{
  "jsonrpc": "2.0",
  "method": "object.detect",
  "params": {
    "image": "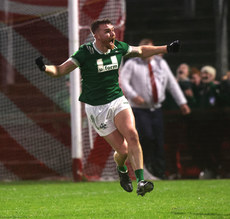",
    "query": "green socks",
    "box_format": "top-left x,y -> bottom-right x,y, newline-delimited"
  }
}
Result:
135,169 -> 144,182
118,165 -> 128,173
118,166 -> 144,182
